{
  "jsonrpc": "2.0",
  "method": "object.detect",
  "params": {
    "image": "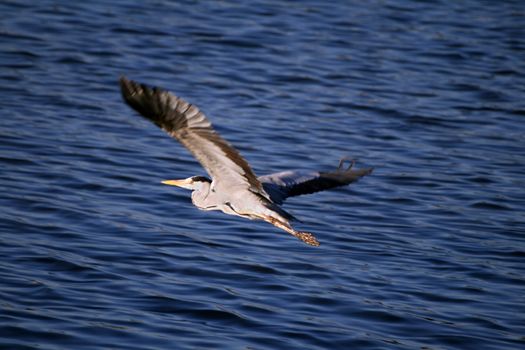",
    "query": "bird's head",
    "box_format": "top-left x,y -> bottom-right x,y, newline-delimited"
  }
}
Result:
161,176 -> 211,190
